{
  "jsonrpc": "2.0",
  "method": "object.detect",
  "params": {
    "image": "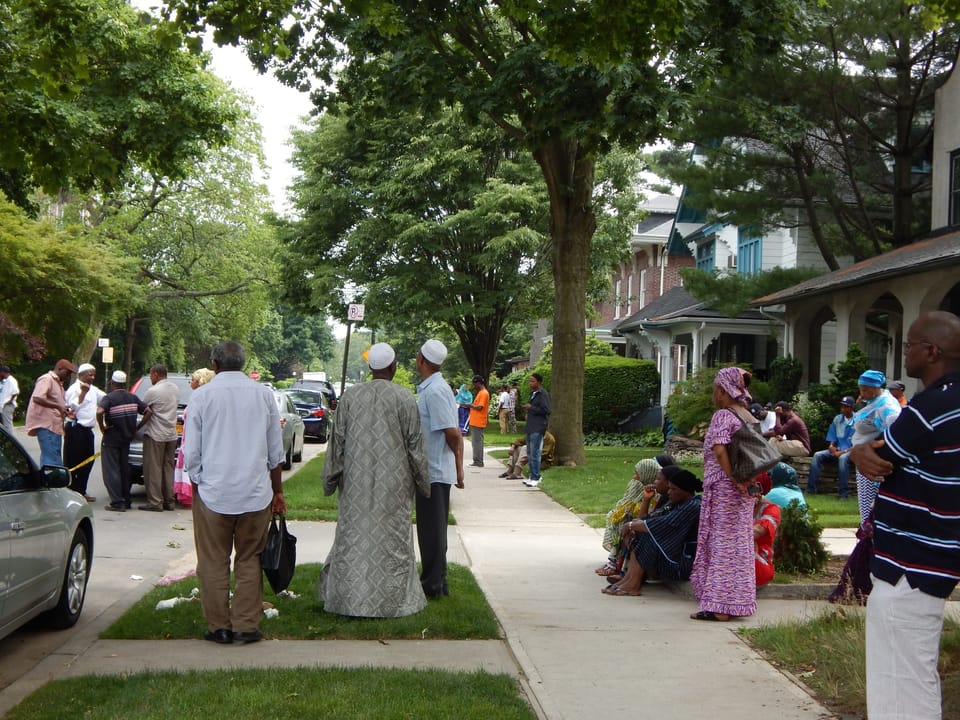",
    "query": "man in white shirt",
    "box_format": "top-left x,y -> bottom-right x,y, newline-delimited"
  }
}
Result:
497,385 -> 512,434
0,365 -> 19,431
184,340 -> 285,644
64,363 -> 105,501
